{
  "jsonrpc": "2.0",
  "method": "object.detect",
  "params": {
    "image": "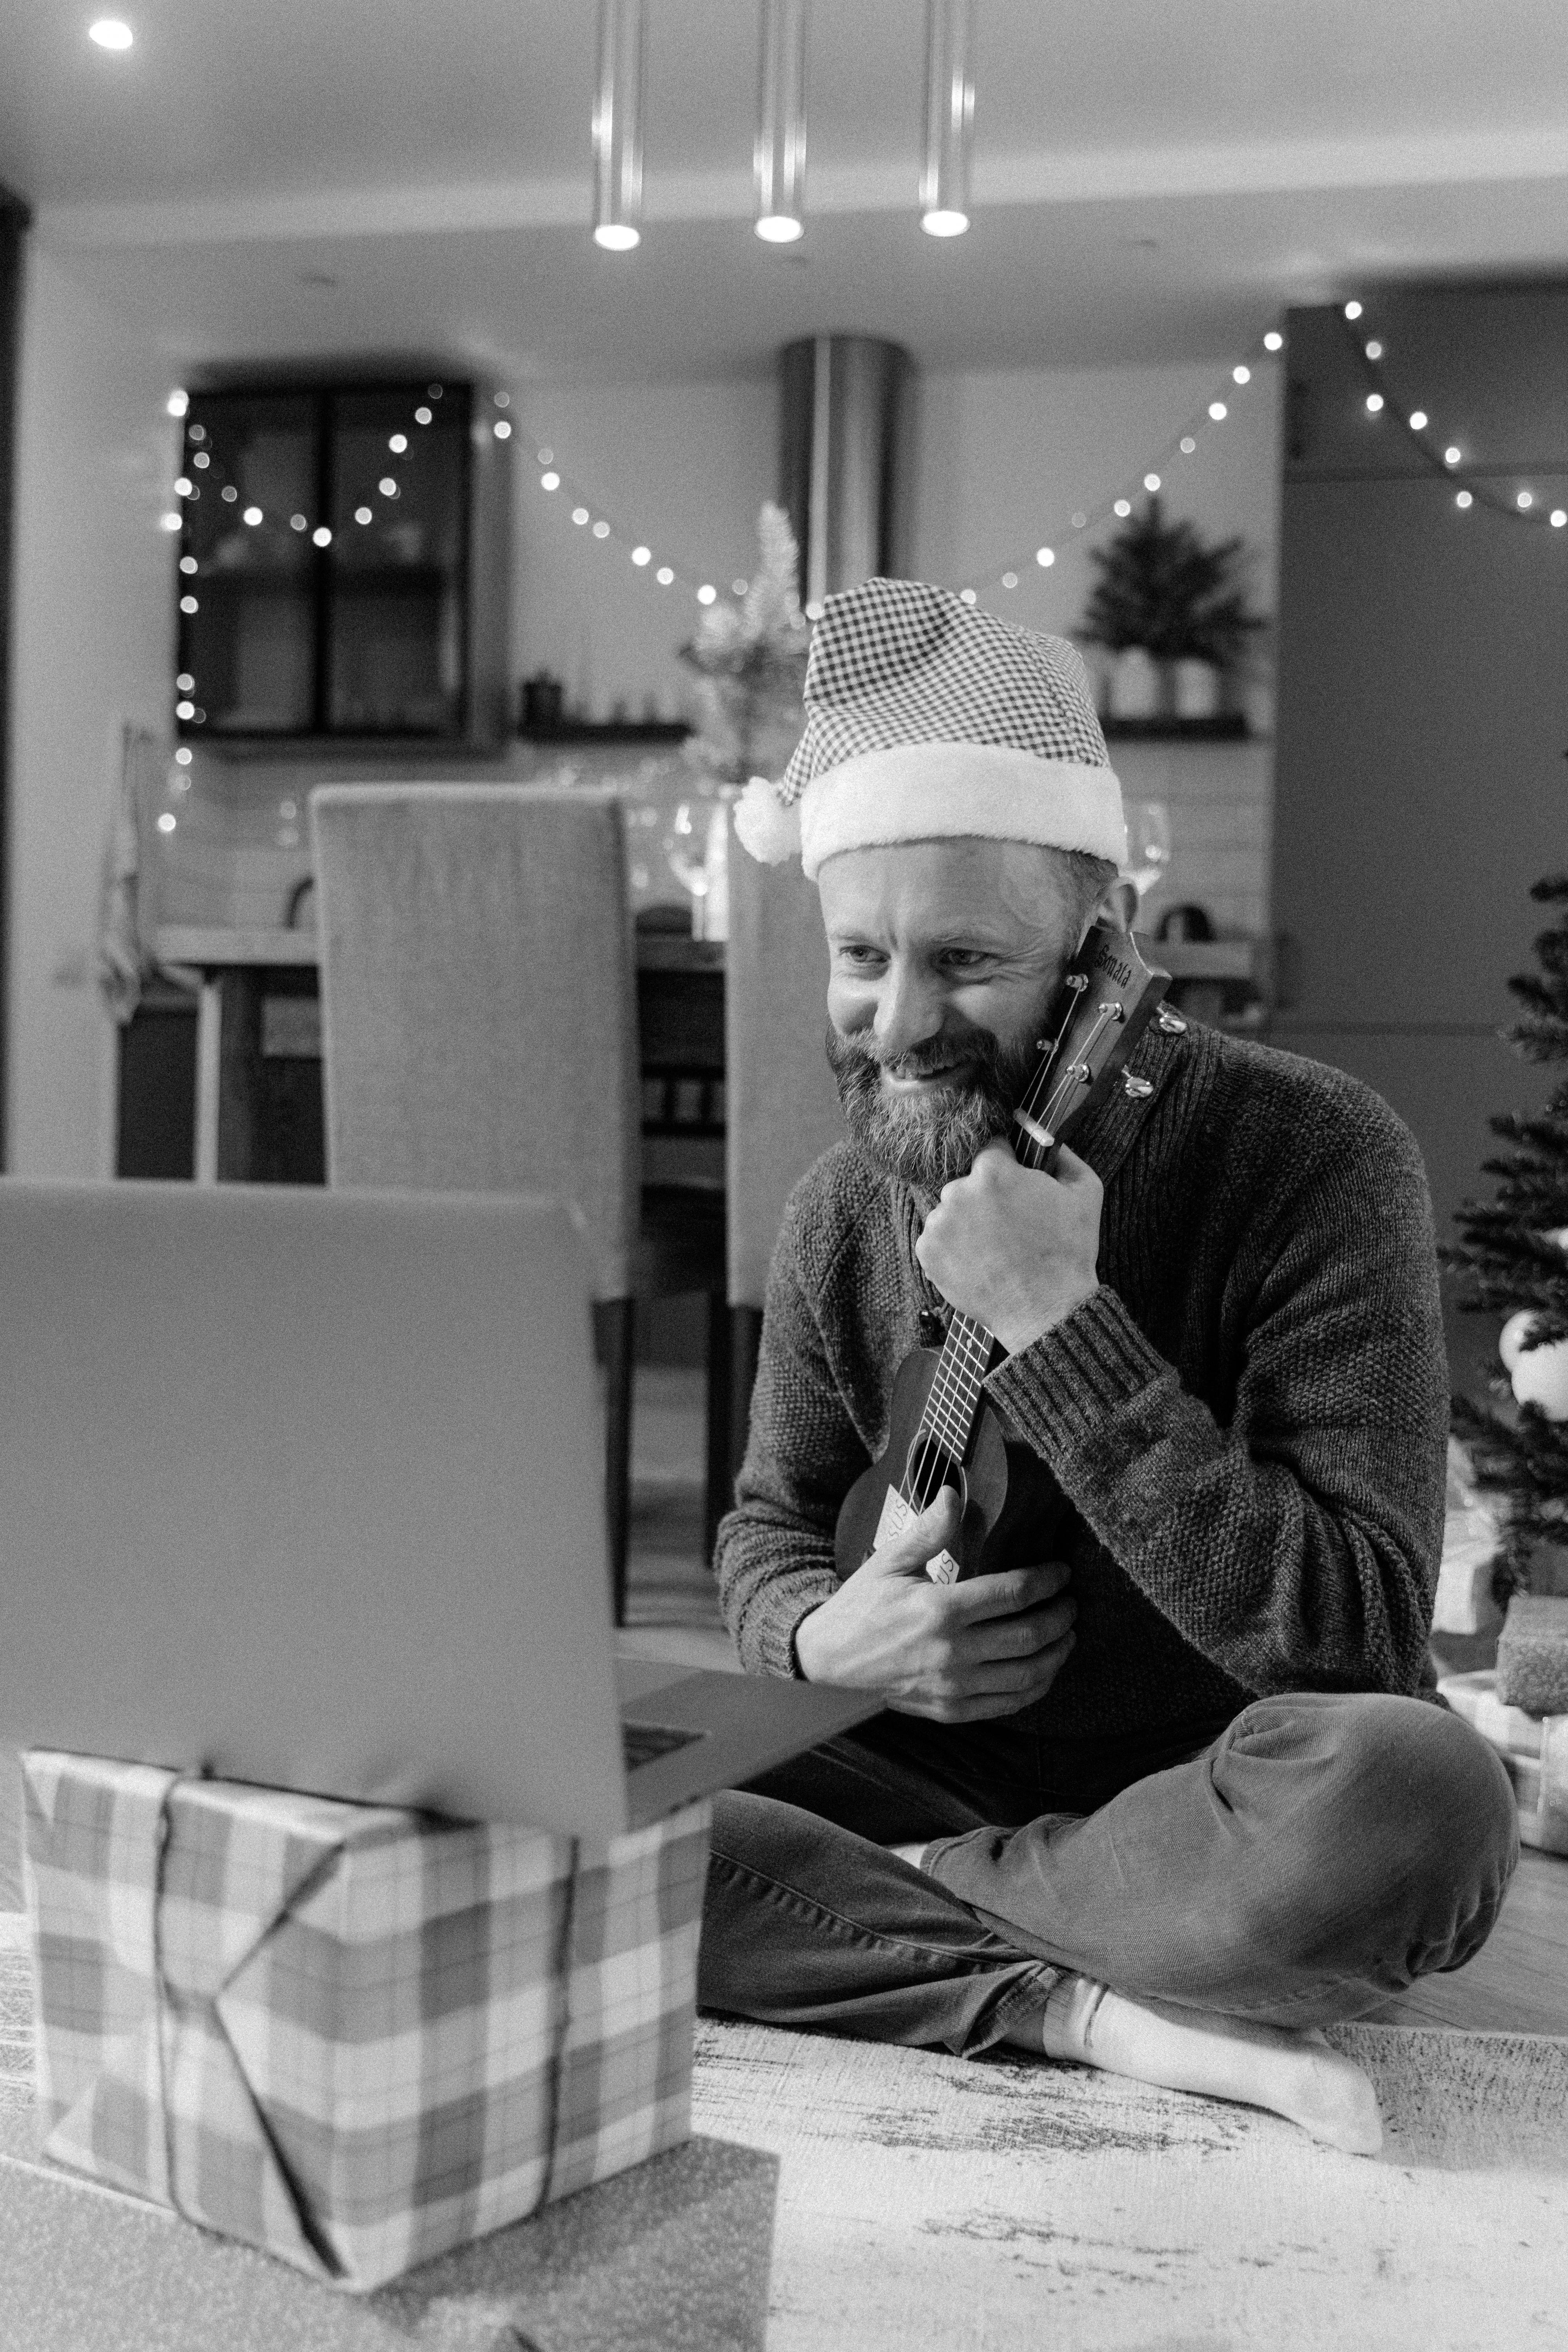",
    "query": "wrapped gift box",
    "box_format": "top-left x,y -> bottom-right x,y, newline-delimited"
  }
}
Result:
1437,1671 -> 1568,1855
21,1751 -> 710,2291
